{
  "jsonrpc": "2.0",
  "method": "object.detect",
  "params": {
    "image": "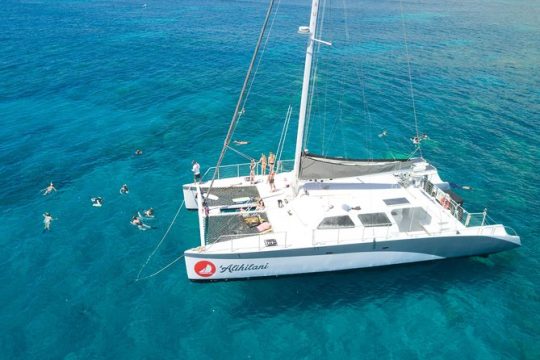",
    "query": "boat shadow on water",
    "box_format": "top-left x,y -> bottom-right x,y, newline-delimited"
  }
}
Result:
225,254 -> 519,315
